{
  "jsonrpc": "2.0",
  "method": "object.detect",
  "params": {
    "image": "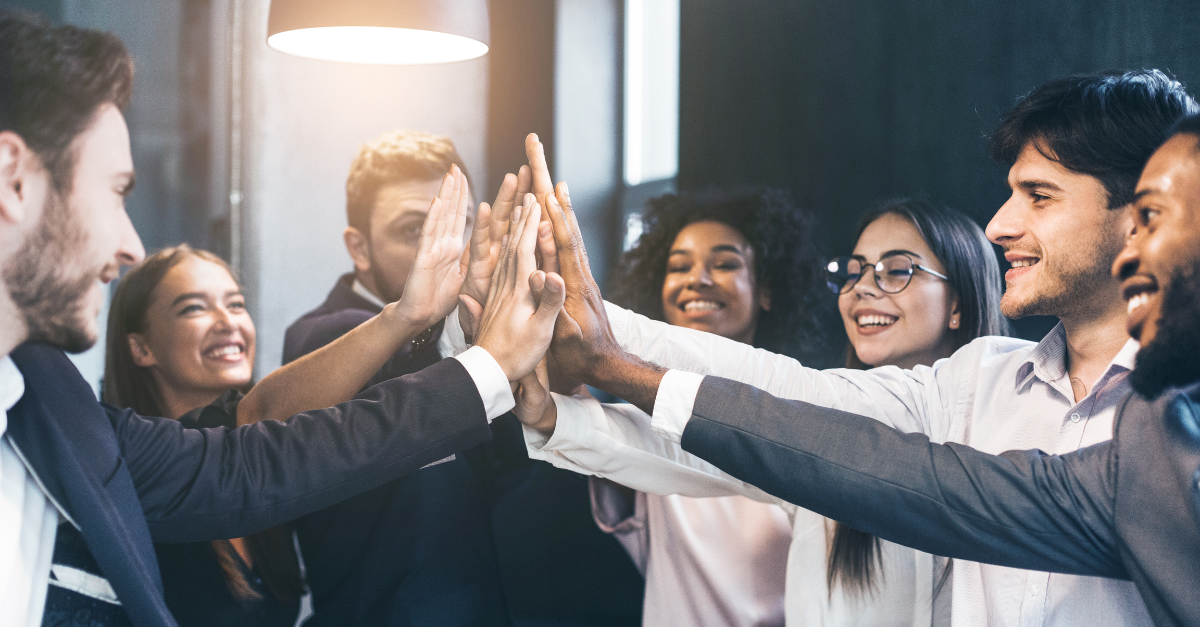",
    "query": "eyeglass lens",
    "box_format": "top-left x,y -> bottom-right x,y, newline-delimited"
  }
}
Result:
824,254 -> 916,294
